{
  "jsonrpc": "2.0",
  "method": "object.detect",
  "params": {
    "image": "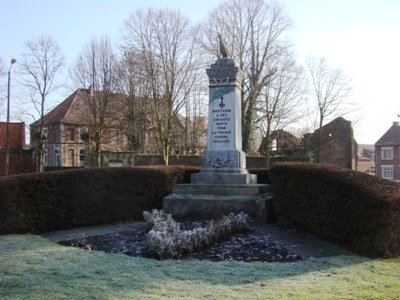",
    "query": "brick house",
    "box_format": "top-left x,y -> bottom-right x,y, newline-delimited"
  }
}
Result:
30,88 -> 202,167
375,121 -> 400,180
30,88 -> 130,168
0,122 -> 26,150
0,122 -> 35,175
